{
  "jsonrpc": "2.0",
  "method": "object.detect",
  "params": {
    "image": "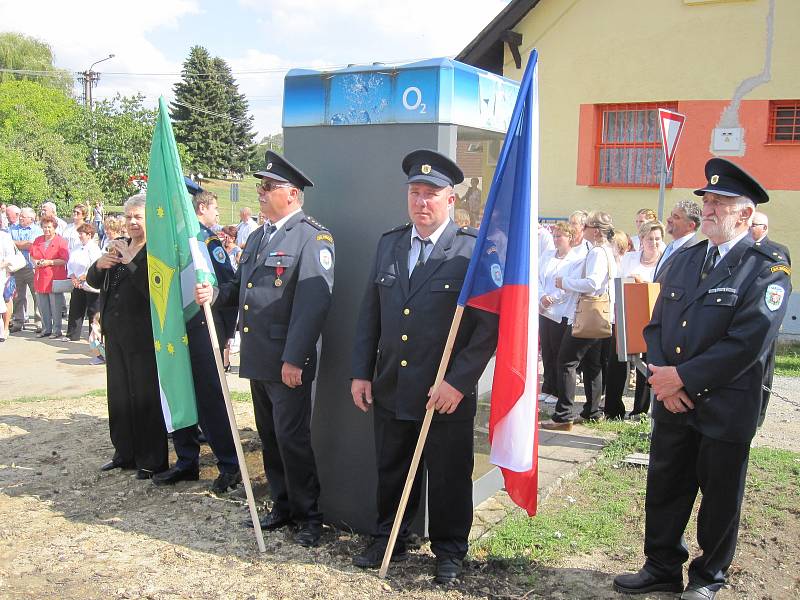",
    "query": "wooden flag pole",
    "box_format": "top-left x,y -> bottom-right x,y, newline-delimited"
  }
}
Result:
379,305 -> 465,578
202,301 -> 266,553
